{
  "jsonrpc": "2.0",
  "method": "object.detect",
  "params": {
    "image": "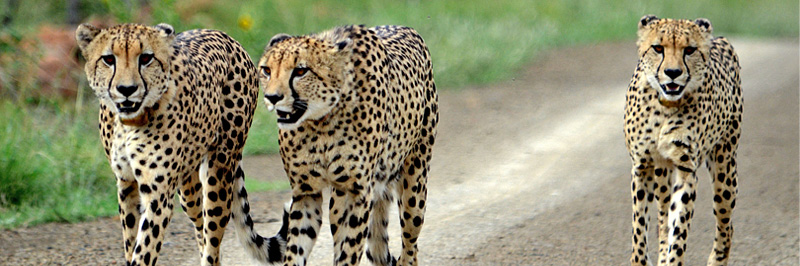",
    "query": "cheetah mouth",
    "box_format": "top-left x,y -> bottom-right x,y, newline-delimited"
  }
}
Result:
117,100 -> 141,114
276,101 -> 307,124
661,83 -> 684,96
